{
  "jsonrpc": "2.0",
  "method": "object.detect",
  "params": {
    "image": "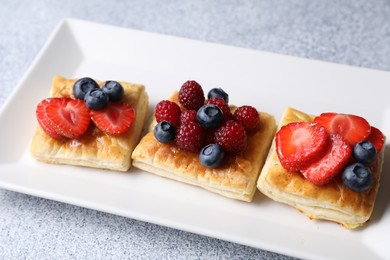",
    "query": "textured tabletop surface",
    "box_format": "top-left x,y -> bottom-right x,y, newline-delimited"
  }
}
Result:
1,0 -> 390,259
